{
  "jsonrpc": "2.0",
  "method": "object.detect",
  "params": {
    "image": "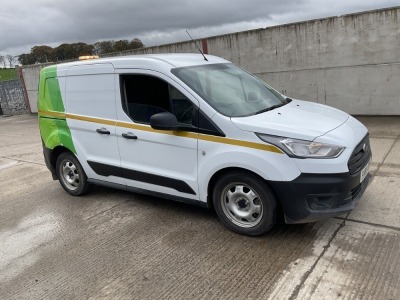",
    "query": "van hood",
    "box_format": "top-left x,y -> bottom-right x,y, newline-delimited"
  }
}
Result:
230,100 -> 349,141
